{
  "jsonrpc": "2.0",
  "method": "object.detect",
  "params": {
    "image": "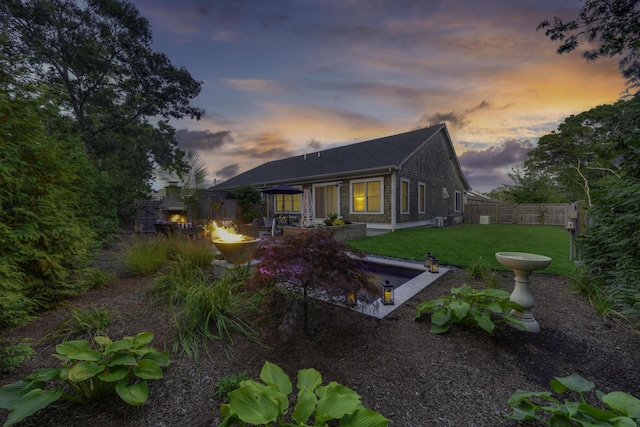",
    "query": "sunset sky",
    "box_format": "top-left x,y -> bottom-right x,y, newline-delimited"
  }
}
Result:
133,0 -> 628,193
